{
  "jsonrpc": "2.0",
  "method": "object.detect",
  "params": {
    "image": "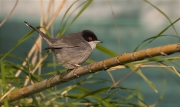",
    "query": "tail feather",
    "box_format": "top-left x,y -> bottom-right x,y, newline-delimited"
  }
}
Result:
24,21 -> 52,45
